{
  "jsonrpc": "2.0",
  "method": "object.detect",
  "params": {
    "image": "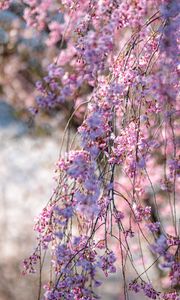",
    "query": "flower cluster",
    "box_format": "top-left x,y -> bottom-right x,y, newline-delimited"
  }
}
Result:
23,249 -> 40,274
163,291 -> 180,300
170,262 -> 180,287
133,204 -> 151,222
58,150 -> 101,217
146,222 -> 161,233
78,107 -> 112,157
150,235 -> 168,256
108,122 -> 149,177
129,281 -> 160,299
97,251 -> 116,277
24,0 -> 52,31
